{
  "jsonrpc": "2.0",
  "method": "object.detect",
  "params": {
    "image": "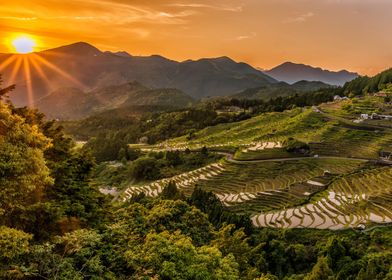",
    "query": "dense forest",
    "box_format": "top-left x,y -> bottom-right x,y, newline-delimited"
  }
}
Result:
343,68 -> 392,96
1,77 -> 391,279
